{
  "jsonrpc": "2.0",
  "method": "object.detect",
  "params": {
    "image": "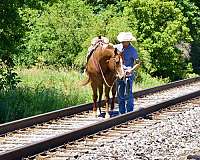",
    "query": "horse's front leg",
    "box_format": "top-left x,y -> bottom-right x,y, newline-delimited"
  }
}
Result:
105,86 -> 111,118
91,82 -> 98,117
111,82 -> 116,111
97,84 -> 103,116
